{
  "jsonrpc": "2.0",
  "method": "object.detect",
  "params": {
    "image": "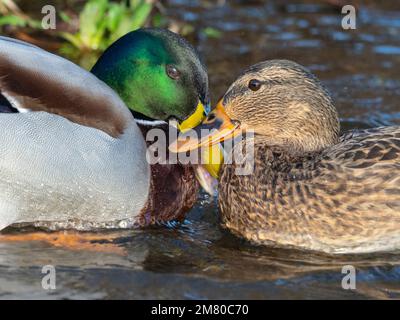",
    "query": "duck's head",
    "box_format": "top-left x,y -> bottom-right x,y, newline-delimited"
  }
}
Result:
171,60 -> 340,177
91,28 -> 209,130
